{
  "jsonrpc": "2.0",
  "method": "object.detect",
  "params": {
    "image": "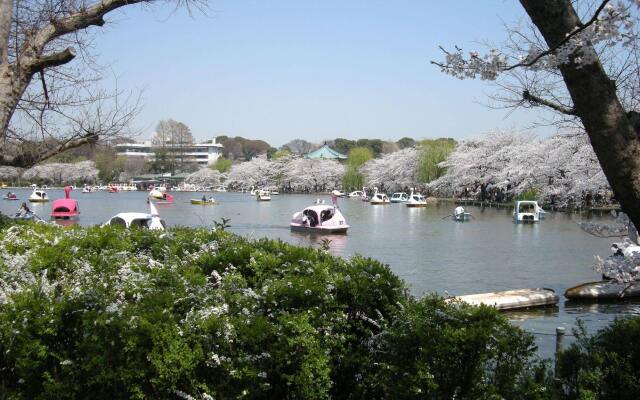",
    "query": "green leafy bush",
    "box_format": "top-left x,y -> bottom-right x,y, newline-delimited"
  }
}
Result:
555,318 -> 640,400
0,222 -> 576,399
